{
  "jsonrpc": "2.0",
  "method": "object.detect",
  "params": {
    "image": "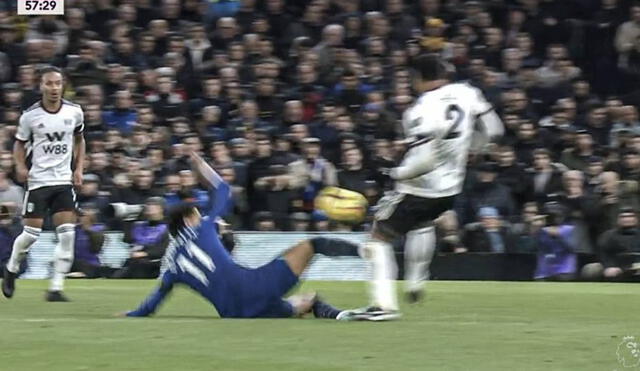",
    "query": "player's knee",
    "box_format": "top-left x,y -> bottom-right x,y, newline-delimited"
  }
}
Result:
371,222 -> 396,242
56,223 -> 76,249
20,225 -> 41,244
